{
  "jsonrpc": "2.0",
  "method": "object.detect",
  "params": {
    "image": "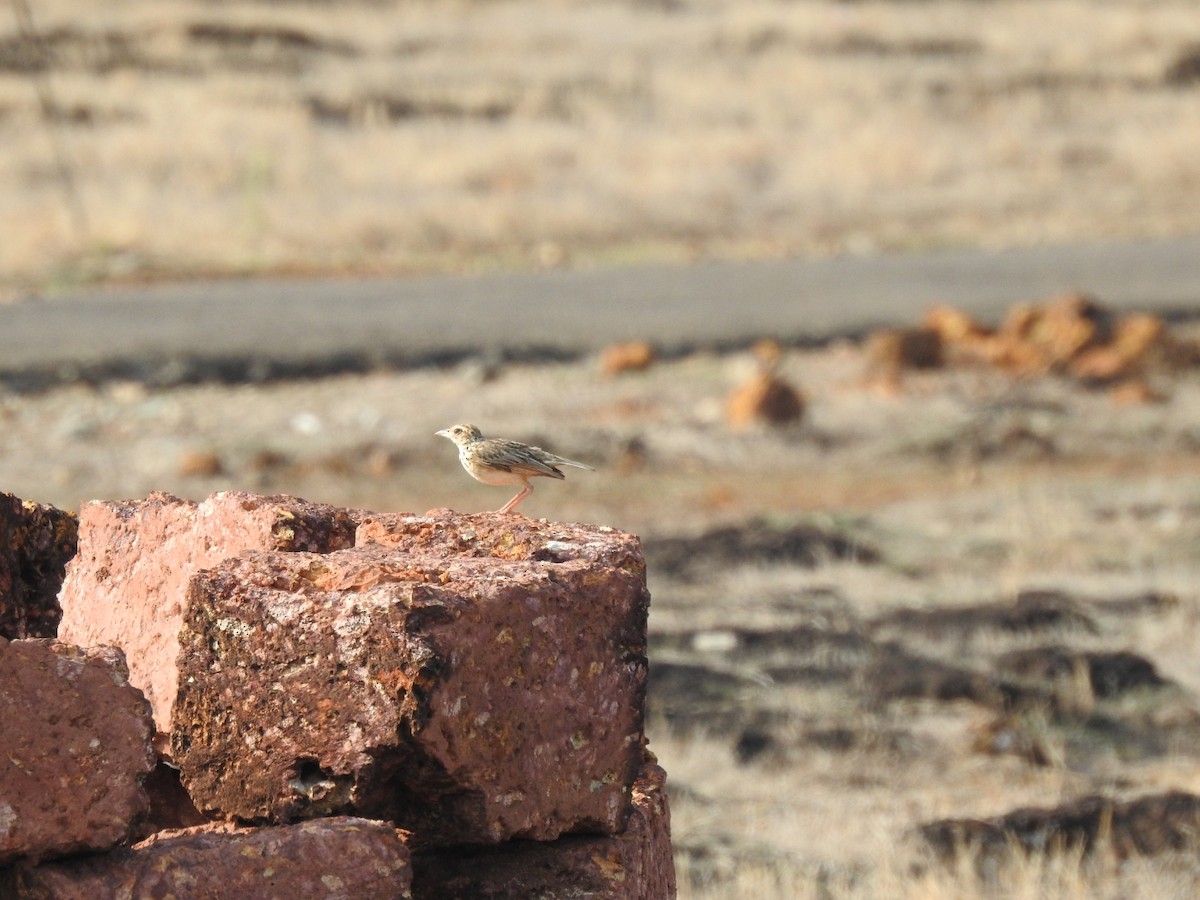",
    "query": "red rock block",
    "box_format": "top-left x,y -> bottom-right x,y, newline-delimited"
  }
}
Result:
0,639 -> 155,865
172,538 -> 650,847
0,817 -> 412,899
411,761 -> 676,899
0,492 -> 77,639
356,510 -> 646,573
57,490 -> 363,735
